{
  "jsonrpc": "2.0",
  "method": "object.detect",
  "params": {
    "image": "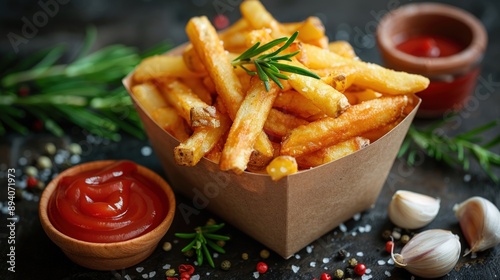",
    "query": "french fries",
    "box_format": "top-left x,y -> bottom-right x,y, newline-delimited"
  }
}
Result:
129,0 -> 428,180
